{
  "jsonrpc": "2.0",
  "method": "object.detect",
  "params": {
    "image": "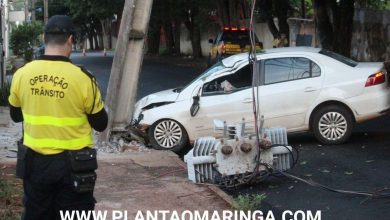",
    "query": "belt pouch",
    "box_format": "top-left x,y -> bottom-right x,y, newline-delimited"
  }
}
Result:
71,171 -> 97,193
68,148 -> 98,193
68,148 -> 98,172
